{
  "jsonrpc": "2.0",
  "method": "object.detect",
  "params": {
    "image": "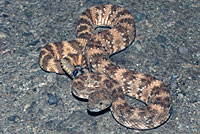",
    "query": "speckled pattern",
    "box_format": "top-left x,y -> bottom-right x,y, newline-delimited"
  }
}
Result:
0,0 -> 199,134
39,4 -> 171,130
